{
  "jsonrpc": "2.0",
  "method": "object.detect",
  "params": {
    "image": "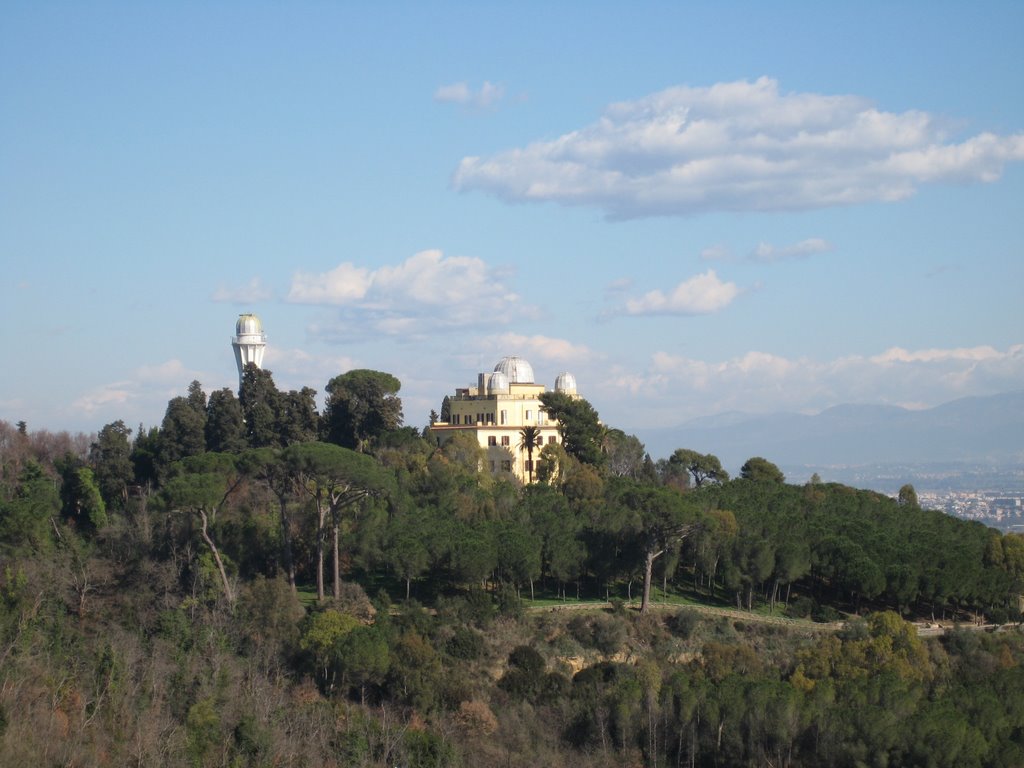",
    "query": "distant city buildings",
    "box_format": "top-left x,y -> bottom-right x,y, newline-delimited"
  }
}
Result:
429,355 -> 579,483
232,313 -> 267,387
918,490 -> 1024,533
